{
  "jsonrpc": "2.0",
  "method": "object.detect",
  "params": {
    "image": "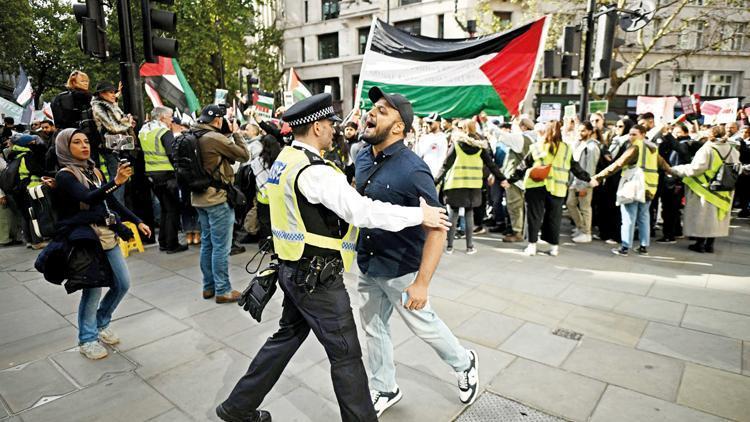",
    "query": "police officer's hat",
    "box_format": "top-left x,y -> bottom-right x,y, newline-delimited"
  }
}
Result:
282,93 -> 342,127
